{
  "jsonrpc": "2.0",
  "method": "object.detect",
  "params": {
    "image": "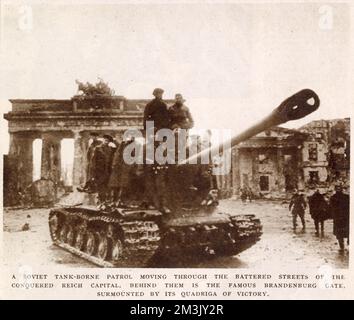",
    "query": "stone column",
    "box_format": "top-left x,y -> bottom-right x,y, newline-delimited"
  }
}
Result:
10,133 -> 34,192
231,148 -> 240,196
296,146 -> 305,190
276,148 -> 285,194
41,133 -> 61,184
80,132 -> 91,184
251,149 -> 258,192
72,131 -> 84,187
8,133 -> 19,156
